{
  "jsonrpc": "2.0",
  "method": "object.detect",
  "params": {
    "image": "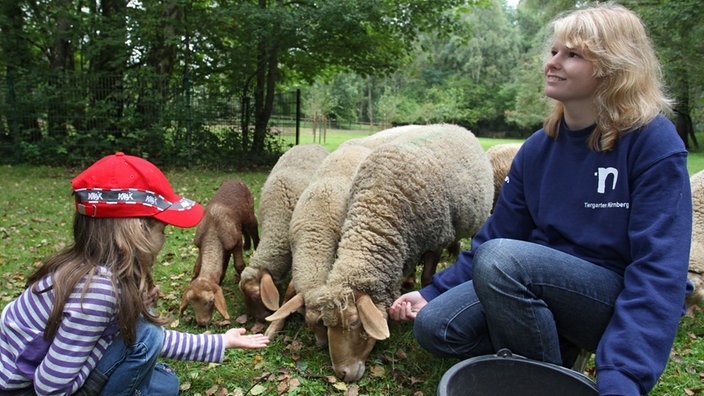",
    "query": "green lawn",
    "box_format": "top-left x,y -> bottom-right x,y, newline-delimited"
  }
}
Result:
1,129 -> 703,395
